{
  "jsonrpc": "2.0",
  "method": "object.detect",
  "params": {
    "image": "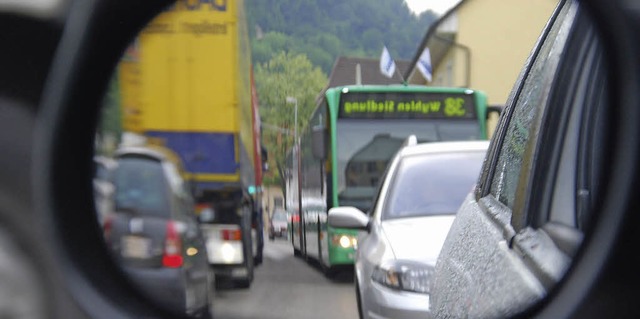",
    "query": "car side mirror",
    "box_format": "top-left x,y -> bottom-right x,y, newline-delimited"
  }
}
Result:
312,125 -> 327,160
328,206 -> 370,231
487,105 -> 503,119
